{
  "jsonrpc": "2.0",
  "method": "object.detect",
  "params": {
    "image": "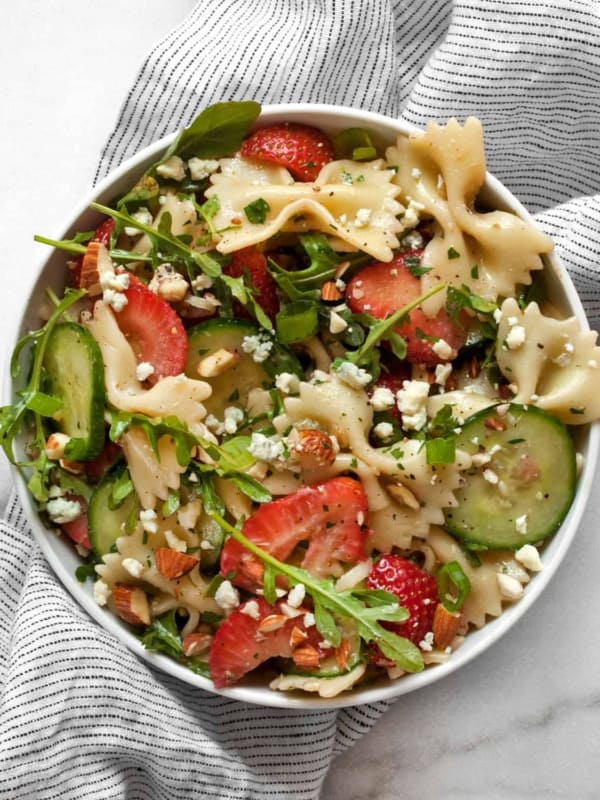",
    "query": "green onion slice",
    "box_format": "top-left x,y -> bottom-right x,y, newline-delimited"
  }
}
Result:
436,561 -> 471,613
275,300 -> 319,344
